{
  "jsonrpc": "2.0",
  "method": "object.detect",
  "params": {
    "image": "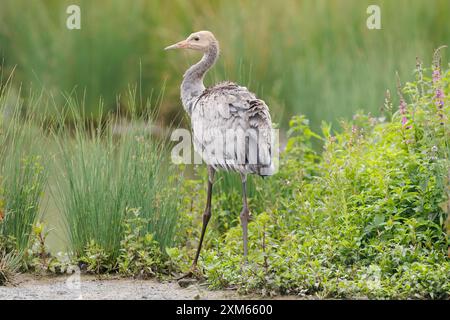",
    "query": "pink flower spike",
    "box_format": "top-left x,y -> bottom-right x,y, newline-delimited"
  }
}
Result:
435,100 -> 444,107
433,69 -> 441,83
436,88 -> 444,99
399,99 -> 407,115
